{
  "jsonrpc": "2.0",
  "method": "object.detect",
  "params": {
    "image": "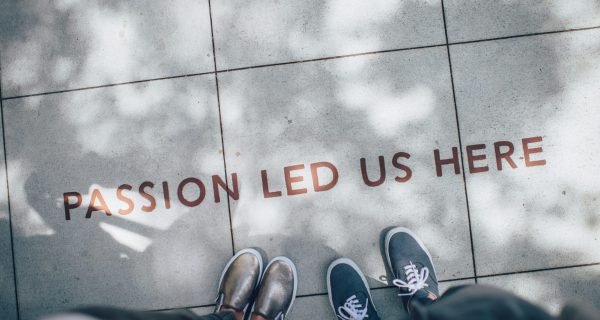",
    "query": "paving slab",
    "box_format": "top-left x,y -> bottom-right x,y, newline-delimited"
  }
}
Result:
3,76 -> 232,320
211,0 -> 446,70
189,305 -> 217,317
480,265 -> 600,315
450,29 -> 600,276
444,0 -> 600,43
0,116 -> 18,320
0,0 -> 214,98
220,47 -> 474,296
289,279 -> 475,320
